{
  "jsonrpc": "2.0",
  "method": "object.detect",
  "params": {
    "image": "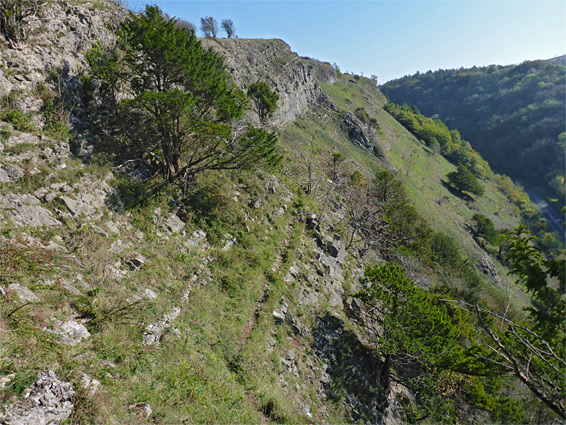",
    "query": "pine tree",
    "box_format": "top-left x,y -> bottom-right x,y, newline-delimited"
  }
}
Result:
87,5 -> 279,183
356,263 -> 522,422
247,81 -> 279,125
471,213 -> 498,244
